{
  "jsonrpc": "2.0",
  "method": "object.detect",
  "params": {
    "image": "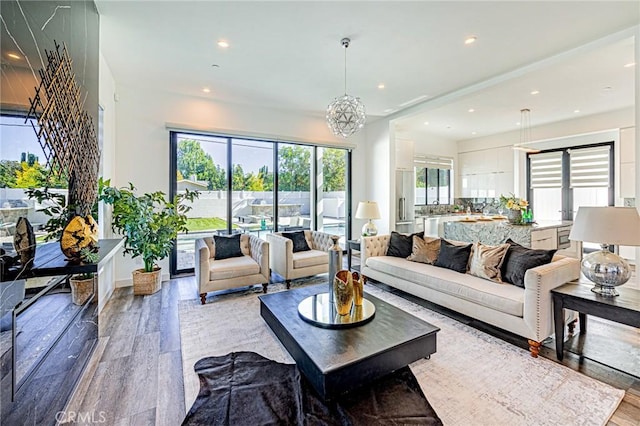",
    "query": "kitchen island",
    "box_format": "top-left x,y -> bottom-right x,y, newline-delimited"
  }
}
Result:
443,219 -> 574,251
